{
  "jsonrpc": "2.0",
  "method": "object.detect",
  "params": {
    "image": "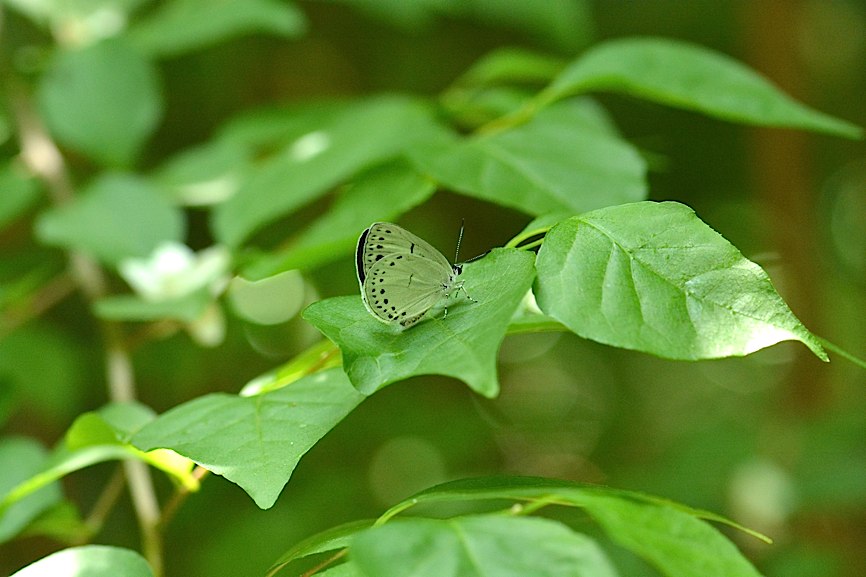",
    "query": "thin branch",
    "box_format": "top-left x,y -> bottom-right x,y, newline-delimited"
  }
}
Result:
0,271 -> 76,338
9,82 -> 165,576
